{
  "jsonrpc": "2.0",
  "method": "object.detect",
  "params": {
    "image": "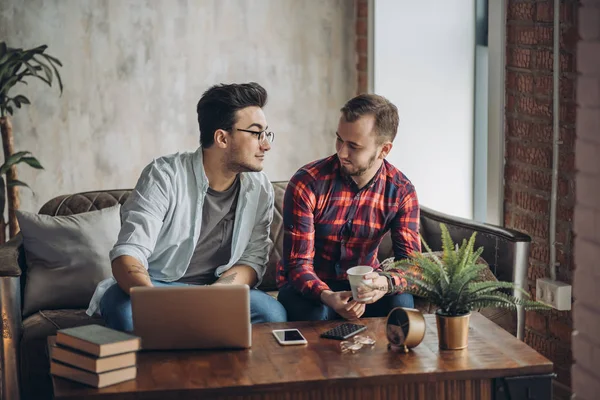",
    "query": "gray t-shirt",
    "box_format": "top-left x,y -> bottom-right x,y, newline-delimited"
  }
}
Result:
177,176 -> 240,284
